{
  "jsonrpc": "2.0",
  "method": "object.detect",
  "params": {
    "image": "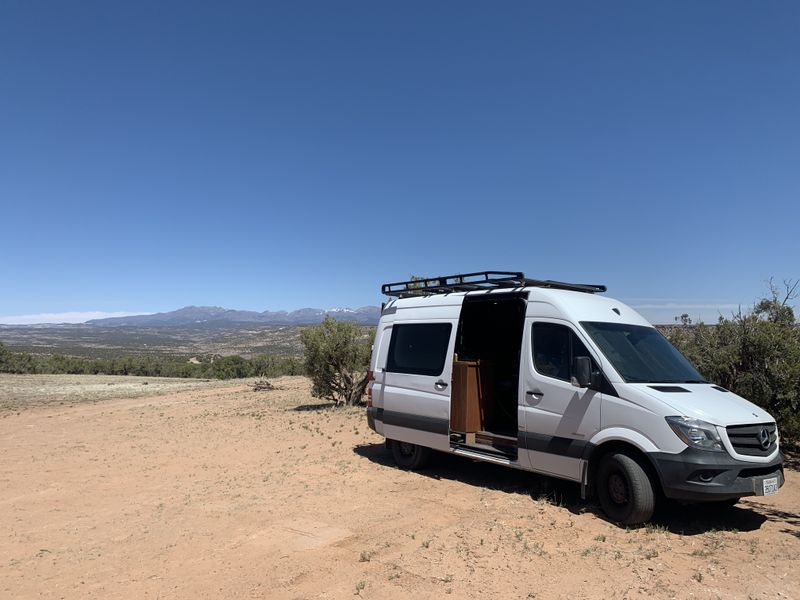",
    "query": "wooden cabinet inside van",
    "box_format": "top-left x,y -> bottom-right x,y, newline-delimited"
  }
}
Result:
450,358 -> 493,434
